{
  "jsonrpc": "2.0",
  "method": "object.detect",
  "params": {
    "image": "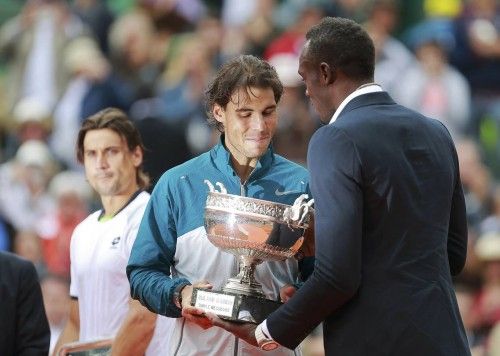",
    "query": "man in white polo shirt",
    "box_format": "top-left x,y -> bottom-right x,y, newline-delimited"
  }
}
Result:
53,108 -> 171,355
